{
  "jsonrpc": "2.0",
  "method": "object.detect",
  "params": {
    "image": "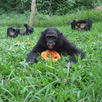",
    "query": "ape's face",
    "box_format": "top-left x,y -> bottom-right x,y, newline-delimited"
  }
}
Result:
45,31 -> 58,50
